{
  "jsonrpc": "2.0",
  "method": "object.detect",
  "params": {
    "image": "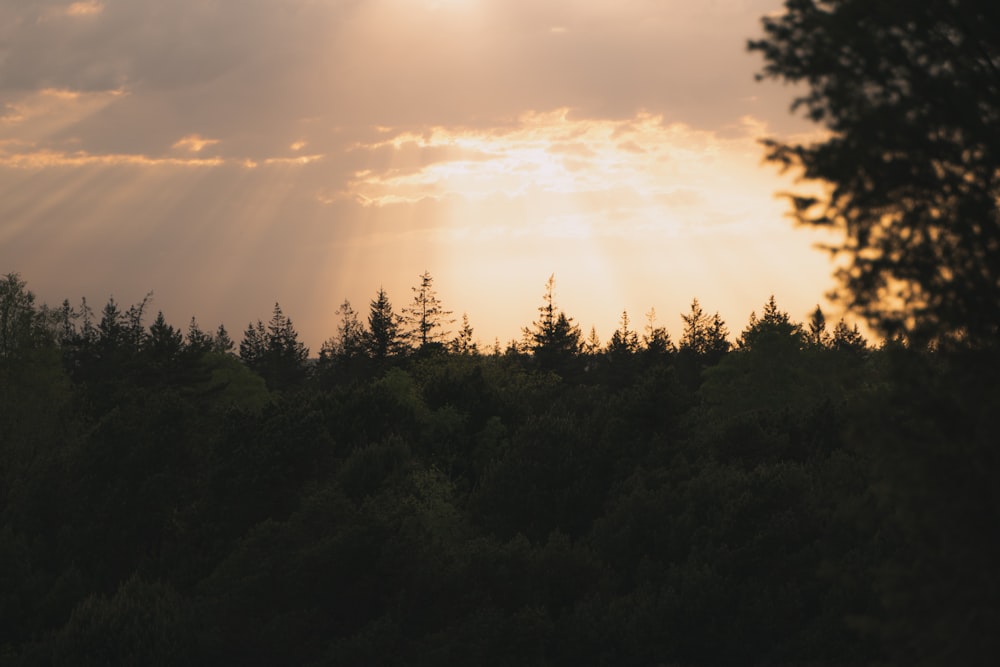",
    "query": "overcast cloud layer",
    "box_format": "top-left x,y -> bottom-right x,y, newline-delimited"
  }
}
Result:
0,0 -> 835,349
